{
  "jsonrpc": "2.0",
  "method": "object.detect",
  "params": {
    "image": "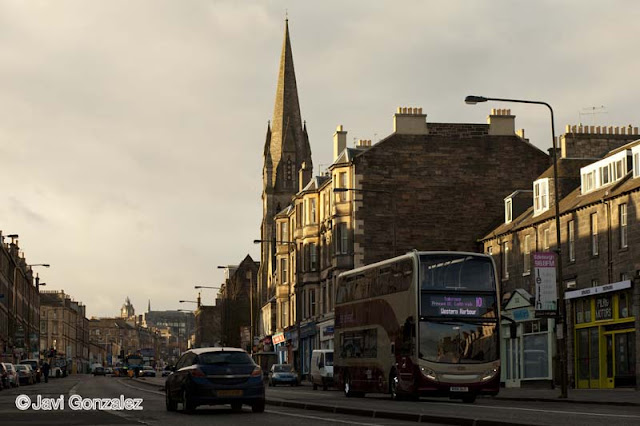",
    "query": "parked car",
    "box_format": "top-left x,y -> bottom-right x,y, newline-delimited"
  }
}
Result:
104,367 -> 114,375
139,366 -> 156,377
19,359 -> 42,383
268,364 -> 299,387
310,349 -> 333,391
0,363 -> 8,389
93,366 -> 106,376
15,364 -> 35,385
2,363 -> 20,388
165,347 -> 265,414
